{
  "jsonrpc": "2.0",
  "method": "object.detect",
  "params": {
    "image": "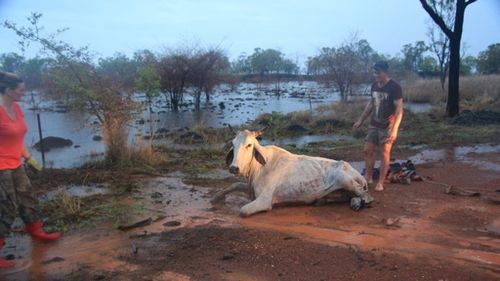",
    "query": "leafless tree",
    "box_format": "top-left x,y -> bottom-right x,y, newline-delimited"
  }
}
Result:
425,1 -> 454,91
